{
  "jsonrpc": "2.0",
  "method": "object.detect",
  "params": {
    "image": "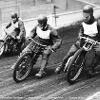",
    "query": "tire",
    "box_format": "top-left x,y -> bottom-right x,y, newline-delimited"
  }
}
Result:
64,56 -> 73,72
66,49 -> 85,84
0,40 -> 5,57
13,53 -> 32,83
